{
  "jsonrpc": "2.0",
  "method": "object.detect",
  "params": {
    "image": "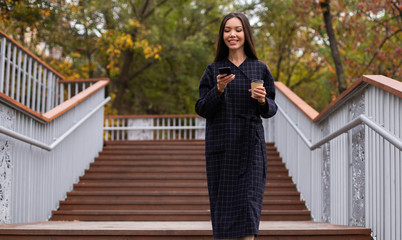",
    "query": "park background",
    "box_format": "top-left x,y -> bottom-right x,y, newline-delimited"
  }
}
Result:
1,0 -> 400,115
